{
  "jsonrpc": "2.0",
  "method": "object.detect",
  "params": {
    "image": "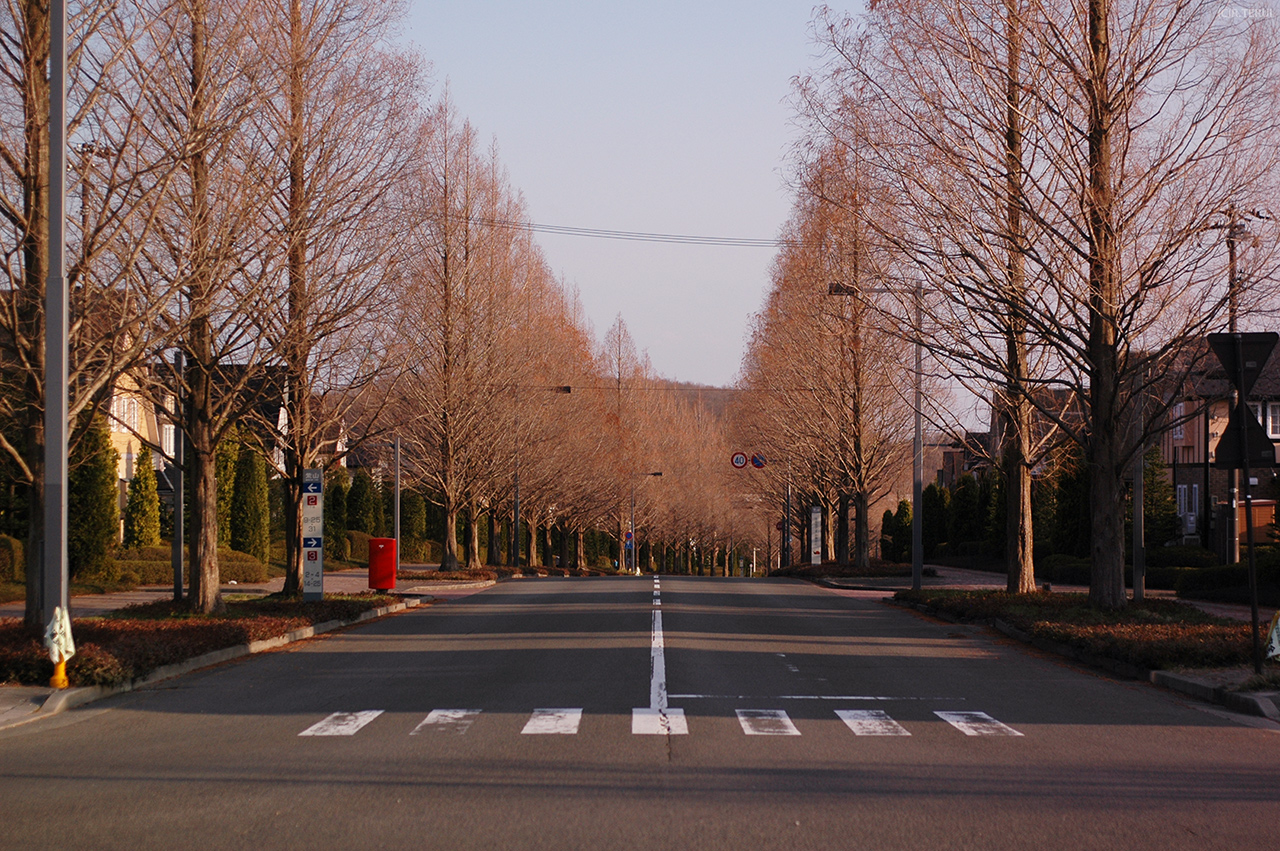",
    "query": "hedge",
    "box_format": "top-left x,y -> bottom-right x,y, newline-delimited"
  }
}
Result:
0,535 -> 23,582
114,545 -> 267,586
